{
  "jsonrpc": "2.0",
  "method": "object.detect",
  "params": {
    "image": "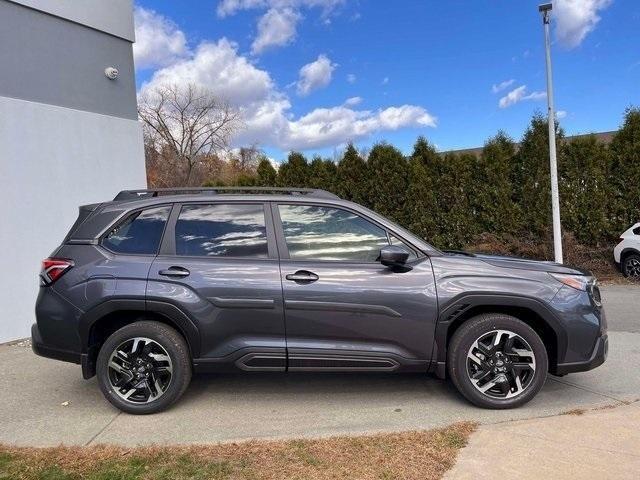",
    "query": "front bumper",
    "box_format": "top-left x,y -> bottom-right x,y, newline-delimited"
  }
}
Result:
553,334 -> 608,375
